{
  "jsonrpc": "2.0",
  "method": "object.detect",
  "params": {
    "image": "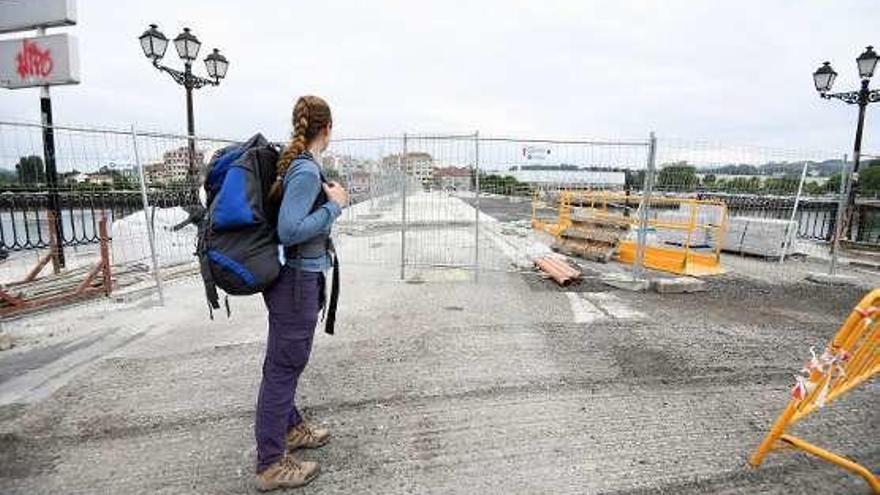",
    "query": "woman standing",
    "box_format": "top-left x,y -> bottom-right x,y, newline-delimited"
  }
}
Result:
255,95 -> 347,491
